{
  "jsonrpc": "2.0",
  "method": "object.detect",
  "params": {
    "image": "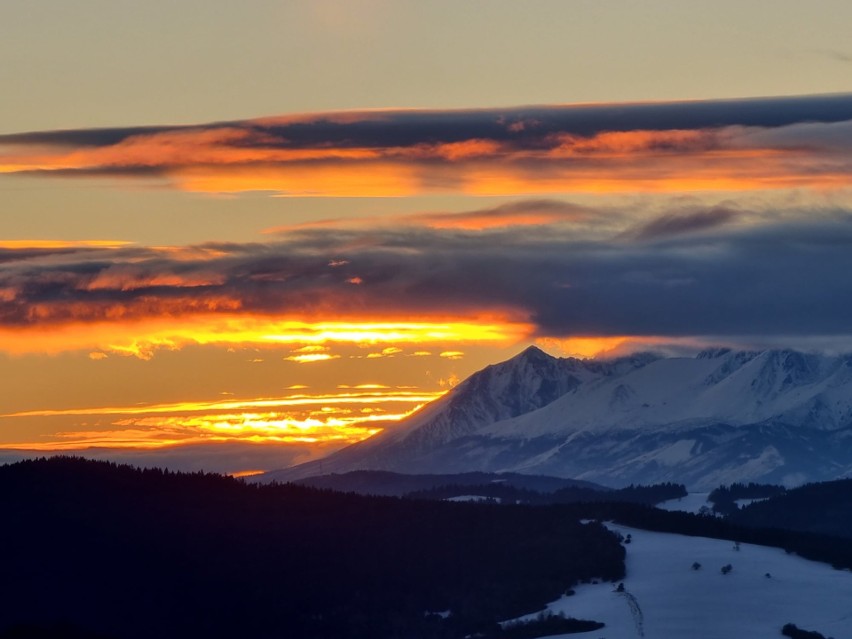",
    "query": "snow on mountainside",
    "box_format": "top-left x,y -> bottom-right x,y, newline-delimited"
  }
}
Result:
486,348 -> 852,437
263,347 -> 852,488
263,345 -> 599,481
